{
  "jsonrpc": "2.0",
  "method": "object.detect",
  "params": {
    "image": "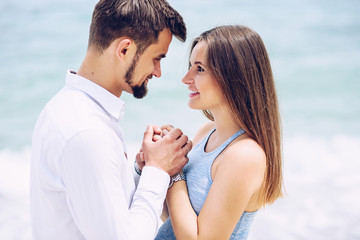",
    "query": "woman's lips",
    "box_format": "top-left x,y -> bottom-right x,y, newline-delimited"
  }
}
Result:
189,91 -> 200,97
